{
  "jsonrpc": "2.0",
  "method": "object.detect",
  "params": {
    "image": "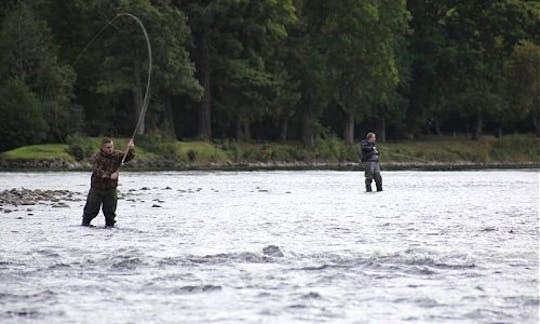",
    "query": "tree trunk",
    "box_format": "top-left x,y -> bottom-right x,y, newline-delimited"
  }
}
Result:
377,117 -> 387,143
301,107 -> 314,149
435,119 -> 441,136
162,92 -> 175,137
279,116 -> 289,142
472,111 -> 483,140
133,53 -> 144,135
344,112 -> 355,145
235,117 -> 244,142
496,125 -> 502,138
534,107 -> 540,138
195,31 -> 211,140
243,120 -> 251,142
